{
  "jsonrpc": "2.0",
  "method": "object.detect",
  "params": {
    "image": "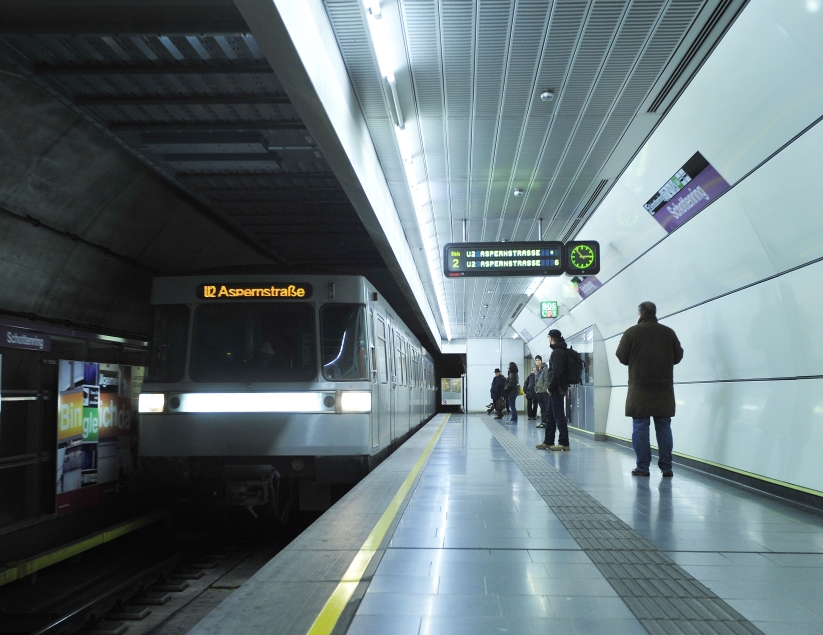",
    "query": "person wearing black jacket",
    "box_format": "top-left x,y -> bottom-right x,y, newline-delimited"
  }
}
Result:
489,369 -> 505,419
535,329 -> 571,451
504,362 -> 519,425
524,366 -> 537,420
